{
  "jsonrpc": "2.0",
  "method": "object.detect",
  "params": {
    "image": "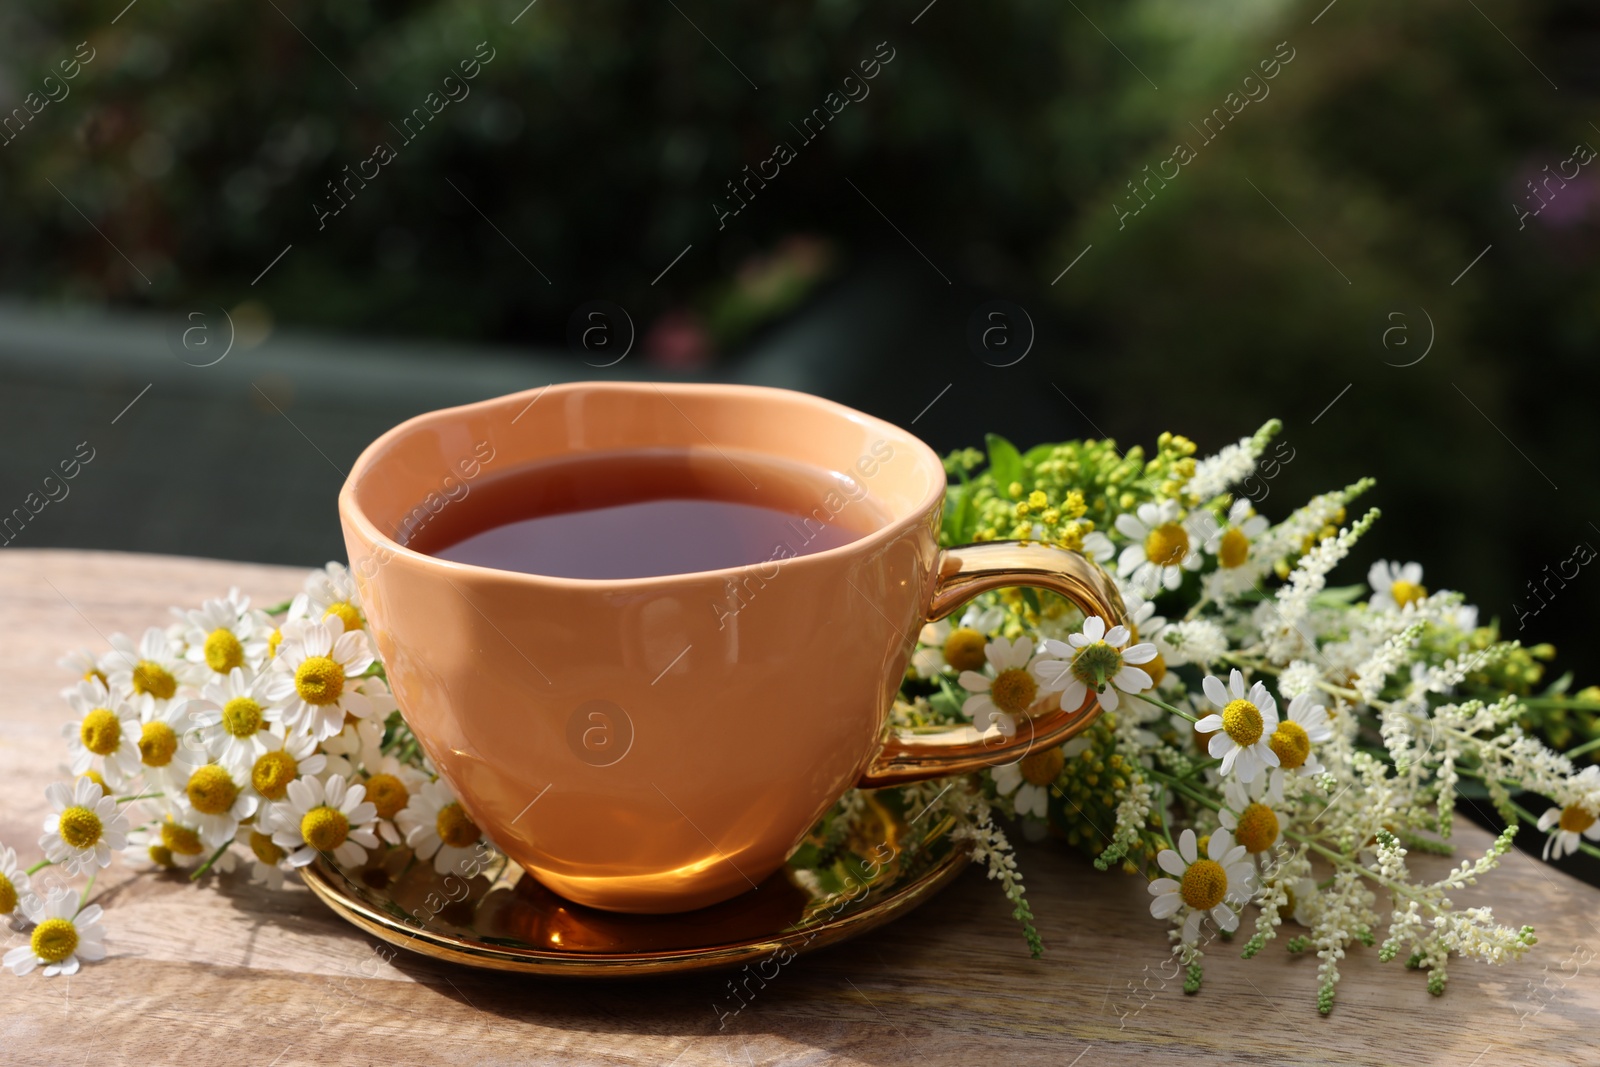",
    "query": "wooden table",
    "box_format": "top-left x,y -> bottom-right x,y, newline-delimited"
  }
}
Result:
3,549 -> 1597,1066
